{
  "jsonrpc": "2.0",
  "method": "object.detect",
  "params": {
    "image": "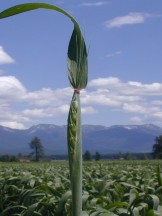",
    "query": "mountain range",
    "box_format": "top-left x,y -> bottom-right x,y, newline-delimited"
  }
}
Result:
0,124 -> 162,155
